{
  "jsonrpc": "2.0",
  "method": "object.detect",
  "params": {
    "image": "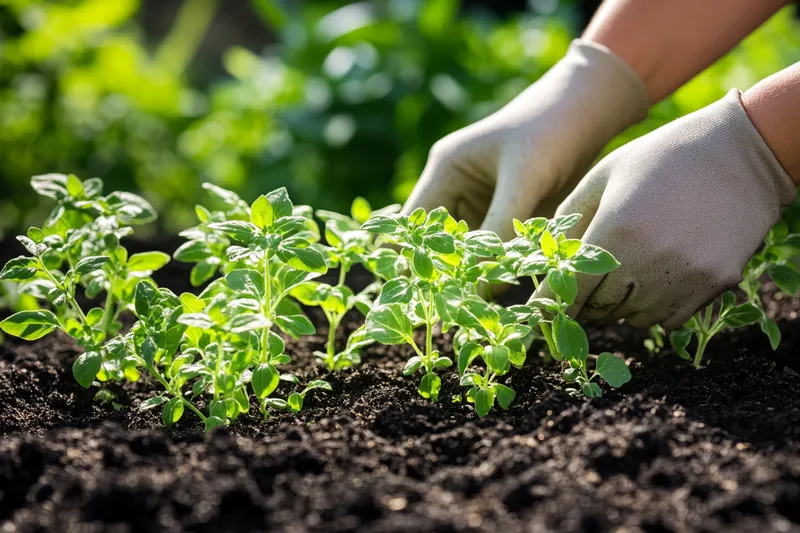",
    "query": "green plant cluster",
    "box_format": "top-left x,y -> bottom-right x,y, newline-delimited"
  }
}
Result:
1,174 -> 634,426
